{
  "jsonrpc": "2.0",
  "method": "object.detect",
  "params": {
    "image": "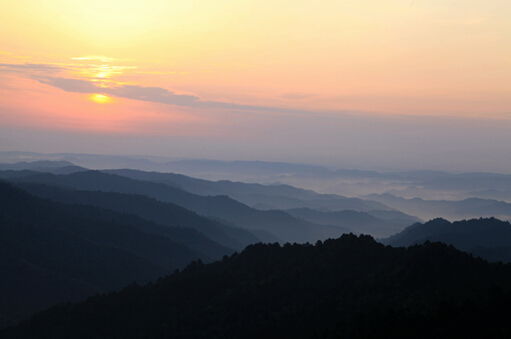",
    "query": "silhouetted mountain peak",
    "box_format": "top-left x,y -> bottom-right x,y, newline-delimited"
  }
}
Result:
4,232 -> 511,338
